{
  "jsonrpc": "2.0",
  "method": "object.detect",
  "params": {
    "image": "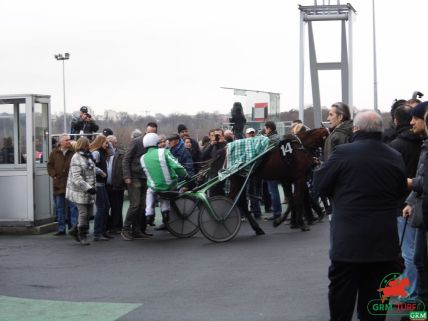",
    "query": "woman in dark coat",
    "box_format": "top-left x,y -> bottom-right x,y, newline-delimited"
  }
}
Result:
89,135 -> 111,241
230,102 -> 246,140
